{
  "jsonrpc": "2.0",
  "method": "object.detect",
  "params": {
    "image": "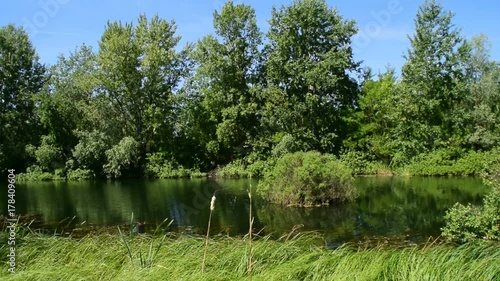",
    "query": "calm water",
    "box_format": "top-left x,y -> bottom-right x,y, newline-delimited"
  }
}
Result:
0,177 -> 488,244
